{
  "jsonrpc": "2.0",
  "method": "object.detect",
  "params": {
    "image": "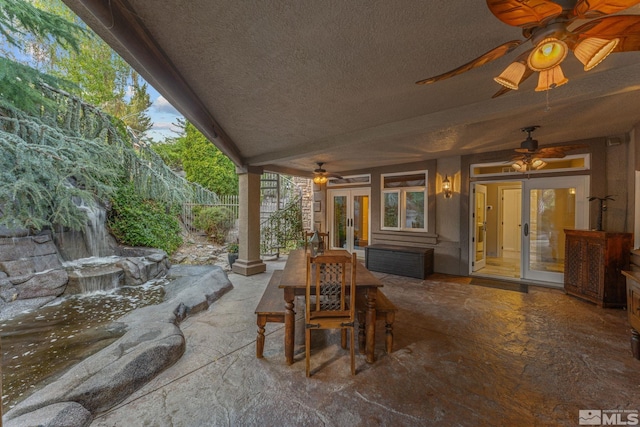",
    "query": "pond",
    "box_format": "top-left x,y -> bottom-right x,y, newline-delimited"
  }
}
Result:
0,279 -> 165,412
